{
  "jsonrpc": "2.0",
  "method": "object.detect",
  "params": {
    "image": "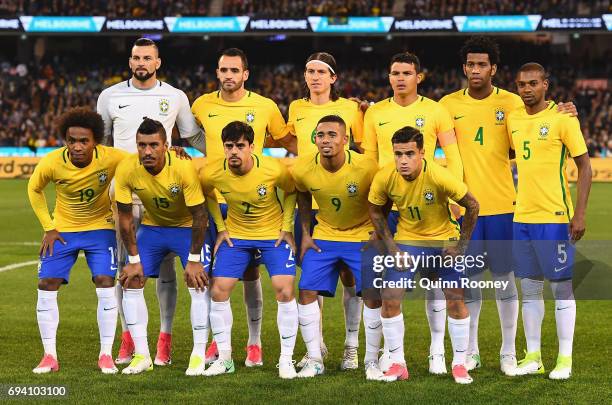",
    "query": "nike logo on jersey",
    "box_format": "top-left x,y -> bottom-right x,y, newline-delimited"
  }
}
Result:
57,180 -> 68,184
309,188 -> 321,192
103,306 -> 117,311
119,105 -> 130,109
281,334 -> 296,340
296,117 -> 305,122
208,113 -> 219,118
511,130 -> 519,134
134,187 -> 145,191
378,121 -> 390,126
389,194 -> 401,199
220,191 -> 230,194
454,115 -> 464,120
